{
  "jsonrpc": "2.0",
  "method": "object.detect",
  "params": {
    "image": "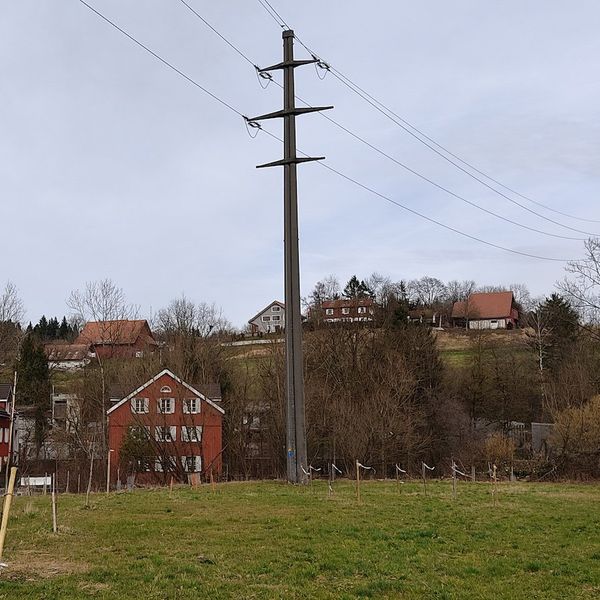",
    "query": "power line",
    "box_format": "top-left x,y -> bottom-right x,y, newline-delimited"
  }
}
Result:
175,1 -> 583,242
76,0 -> 574,263
255,0 -> 600,229
258,129 -> 573,263
76,0 -> 245,118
